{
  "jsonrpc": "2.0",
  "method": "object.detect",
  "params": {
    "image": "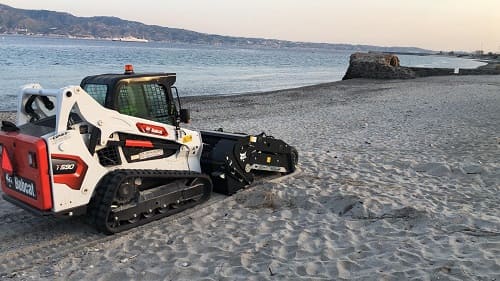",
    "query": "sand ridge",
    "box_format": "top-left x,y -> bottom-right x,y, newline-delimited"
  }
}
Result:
0,75 -> 498,280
